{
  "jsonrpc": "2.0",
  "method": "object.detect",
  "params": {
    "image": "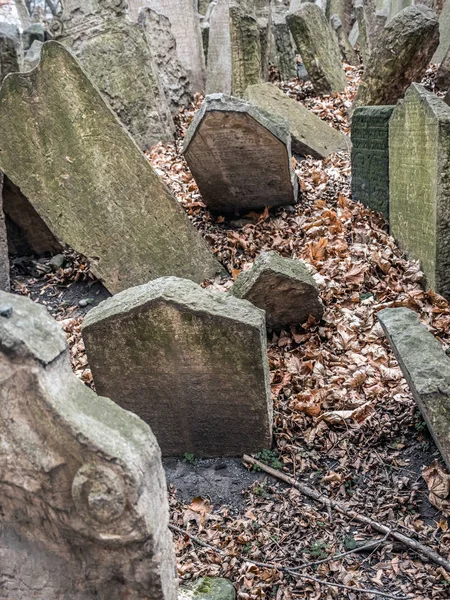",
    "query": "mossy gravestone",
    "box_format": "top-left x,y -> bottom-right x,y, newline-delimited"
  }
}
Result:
351,105 -> 395,218
0,42 -> 223,294
82,277 -> 273,457
183,94 -> 298,212
0,291 -> 177,600
378,307 -> 450,471
354,5 -> 439,107
389,84 -> 450,300
287,2 -> 346,95
245,82 -> 350,159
